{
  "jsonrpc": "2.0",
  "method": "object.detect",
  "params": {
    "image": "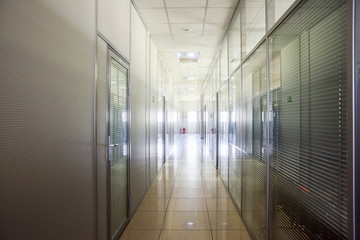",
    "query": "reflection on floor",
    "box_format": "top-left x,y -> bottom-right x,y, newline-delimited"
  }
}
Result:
120,134 -> 251,240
